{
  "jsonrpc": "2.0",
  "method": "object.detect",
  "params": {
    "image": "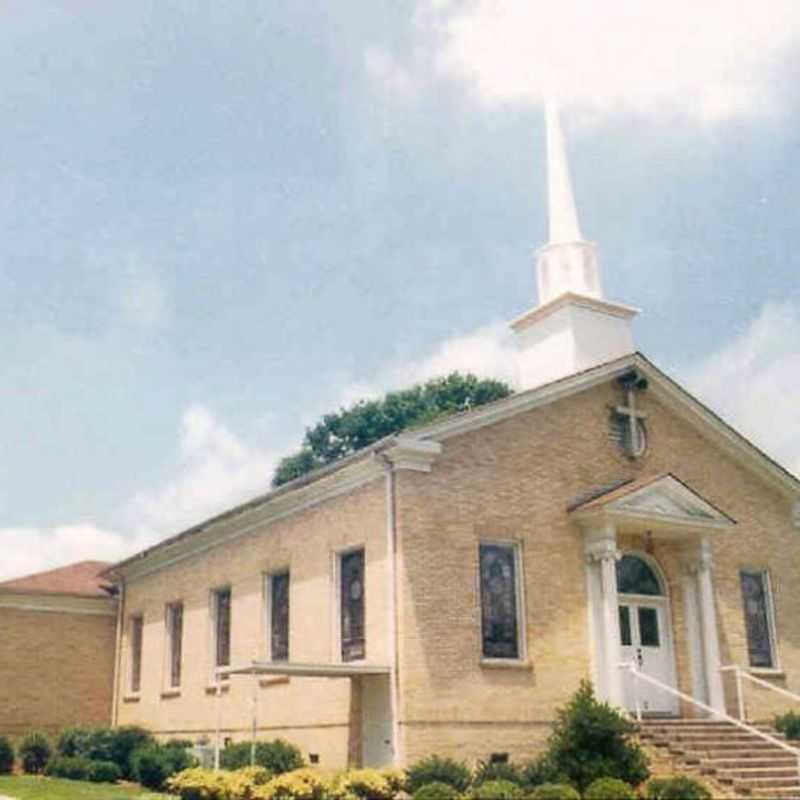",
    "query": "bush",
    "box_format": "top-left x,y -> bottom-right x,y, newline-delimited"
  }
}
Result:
473,760 -> 524,787
406,755 -> 472,794
584,777 -> 636,800
775,711 -> 800,740
335,767 -> 396,800
167,767 -> 230,800
542,681 -> 649,792
46,755 -> 92,781
257,767 -> 331,800
469,778 -> 524,799
520,757 -> 567,789
131,744 -> 174,790
0,736 -> 14,774
528,784 -> 580,800
19,731 -> 51,774
220,739 -> 305,774
644,776 -> 712,800
110,726 -> 155,778
380,768 -> 406,795
87,759 -> 122,783
412,782 -> 462,800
